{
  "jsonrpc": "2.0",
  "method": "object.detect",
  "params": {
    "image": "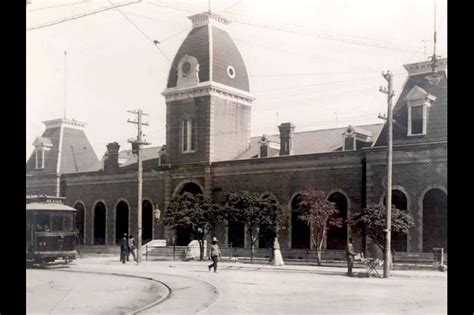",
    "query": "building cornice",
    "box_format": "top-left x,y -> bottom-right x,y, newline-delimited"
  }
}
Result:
162,81 -> 255,106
